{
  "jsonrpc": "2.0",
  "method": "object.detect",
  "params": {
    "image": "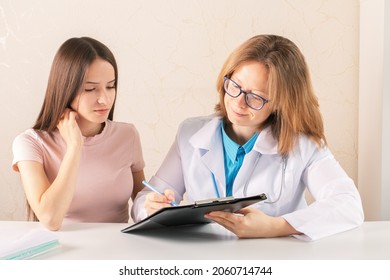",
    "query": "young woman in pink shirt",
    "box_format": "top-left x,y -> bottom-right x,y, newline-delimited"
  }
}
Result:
12,37 -> 145,230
